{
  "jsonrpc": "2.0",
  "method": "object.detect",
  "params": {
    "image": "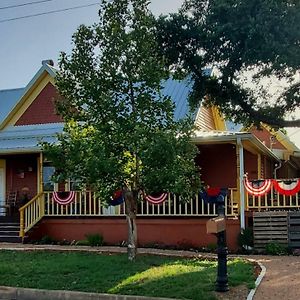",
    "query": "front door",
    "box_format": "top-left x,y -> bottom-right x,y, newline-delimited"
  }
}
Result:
0,160 -> 6,216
